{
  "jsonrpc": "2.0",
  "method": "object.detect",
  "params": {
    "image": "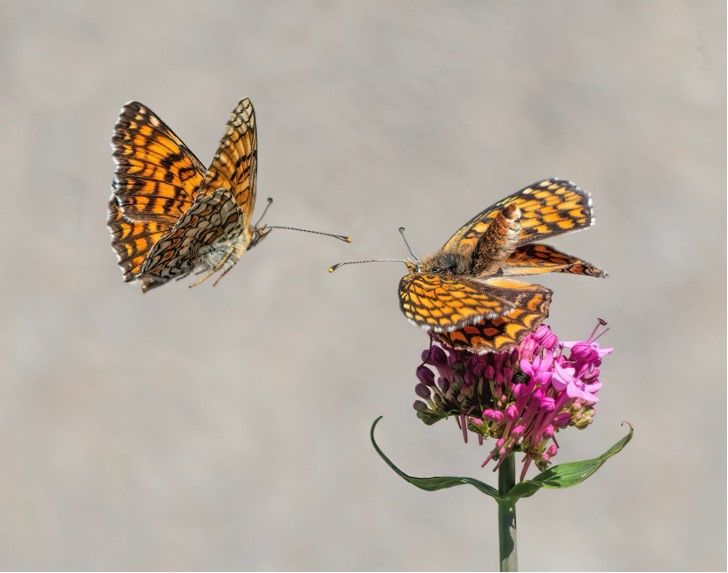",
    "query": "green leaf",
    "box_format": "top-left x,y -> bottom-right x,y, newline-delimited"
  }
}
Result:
507,422 -> 634,501
370,416 -> 501,499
